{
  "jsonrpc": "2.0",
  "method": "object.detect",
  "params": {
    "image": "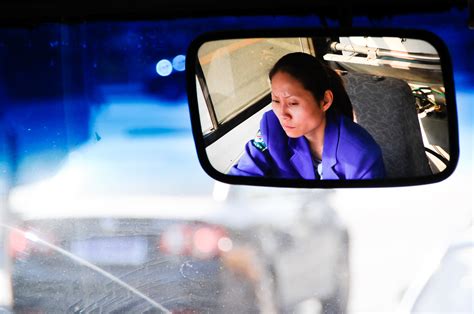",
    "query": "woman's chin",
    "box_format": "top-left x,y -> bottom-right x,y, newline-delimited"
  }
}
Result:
284,130 -> 301,138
